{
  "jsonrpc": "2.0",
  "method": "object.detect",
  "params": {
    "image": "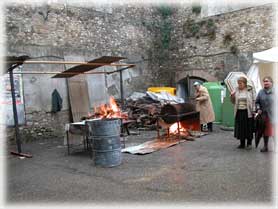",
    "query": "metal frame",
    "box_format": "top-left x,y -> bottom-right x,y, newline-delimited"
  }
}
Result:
4,55 -> 135,157
6,59 -> 32,157
156,111 -> 200,143
156,116 -> 181,143
66,123 -> 90,156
